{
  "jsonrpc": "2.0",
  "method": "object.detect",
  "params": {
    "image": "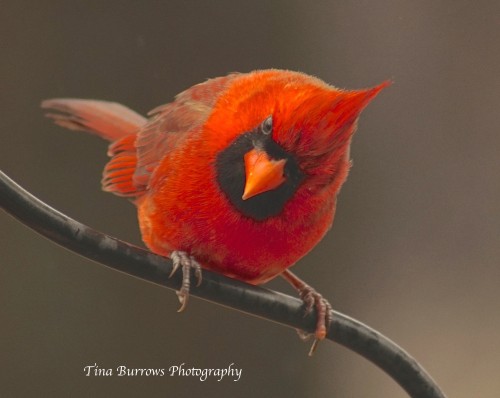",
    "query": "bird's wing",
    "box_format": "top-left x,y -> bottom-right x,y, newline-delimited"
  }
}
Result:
133,73 -> 239,190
